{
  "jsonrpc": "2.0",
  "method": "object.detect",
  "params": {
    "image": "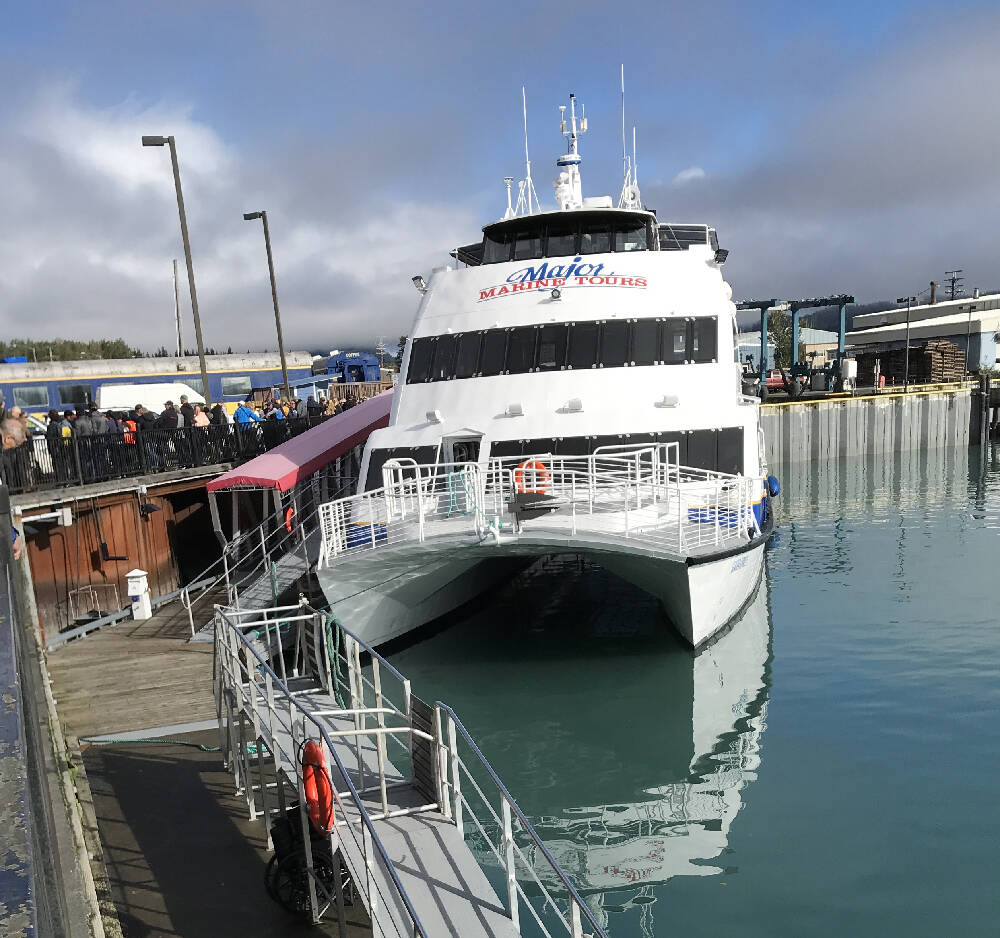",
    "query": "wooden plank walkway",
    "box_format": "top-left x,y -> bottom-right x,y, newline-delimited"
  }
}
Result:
47,592 -> 224,739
